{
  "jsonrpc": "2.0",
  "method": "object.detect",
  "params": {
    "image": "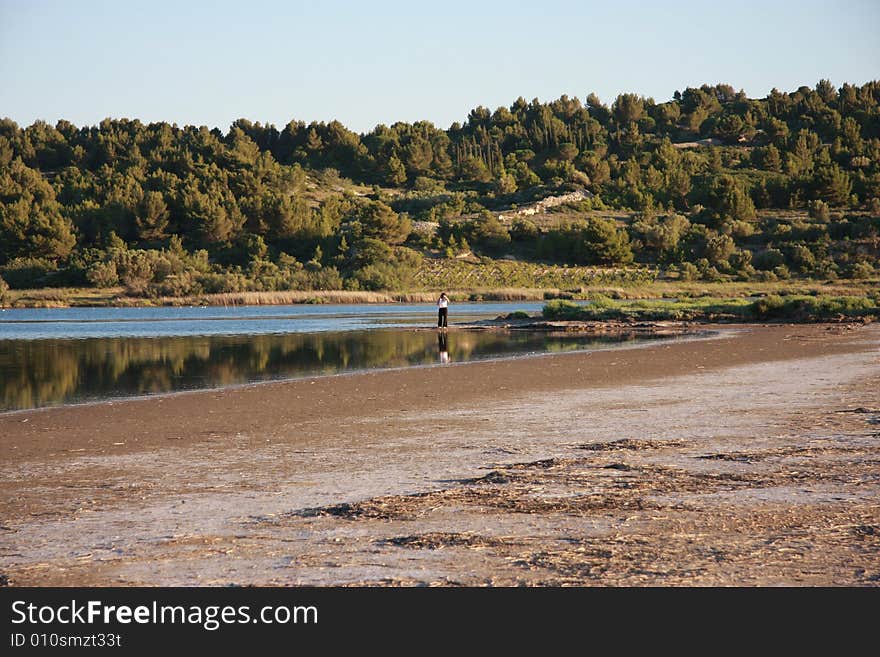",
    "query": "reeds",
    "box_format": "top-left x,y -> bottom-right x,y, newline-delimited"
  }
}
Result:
543,294 -> 879,322
5,278 -> 877,309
